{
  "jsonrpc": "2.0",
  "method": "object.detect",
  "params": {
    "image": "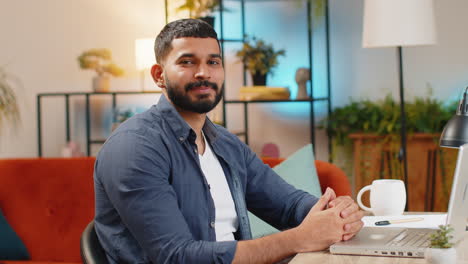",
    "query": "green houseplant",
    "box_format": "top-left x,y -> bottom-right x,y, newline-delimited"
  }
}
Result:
77,48 -> 124,92
177,0 -> 221,26
325,95 -> 457,149
425,225 -> 456,263
322,95 -> 458,211
0,66 -> 20,131
236,36 -> 286,86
